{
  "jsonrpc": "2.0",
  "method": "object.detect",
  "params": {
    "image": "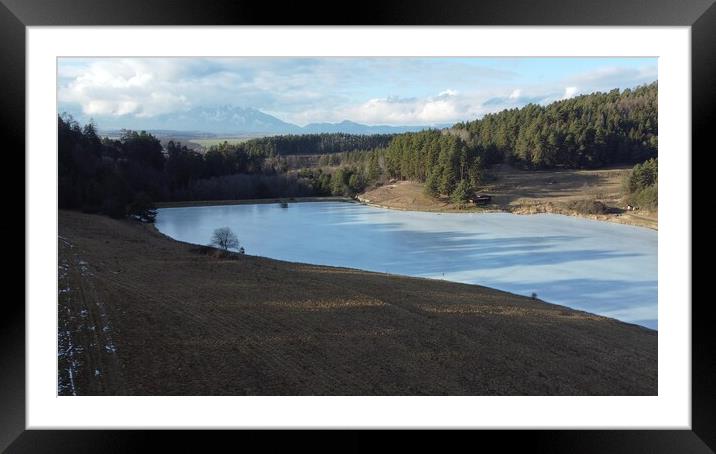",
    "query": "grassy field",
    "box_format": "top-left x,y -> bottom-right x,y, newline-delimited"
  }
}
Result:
359,165 -> 657,229
188,135 -> 270,148
58,210 -> 657,395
